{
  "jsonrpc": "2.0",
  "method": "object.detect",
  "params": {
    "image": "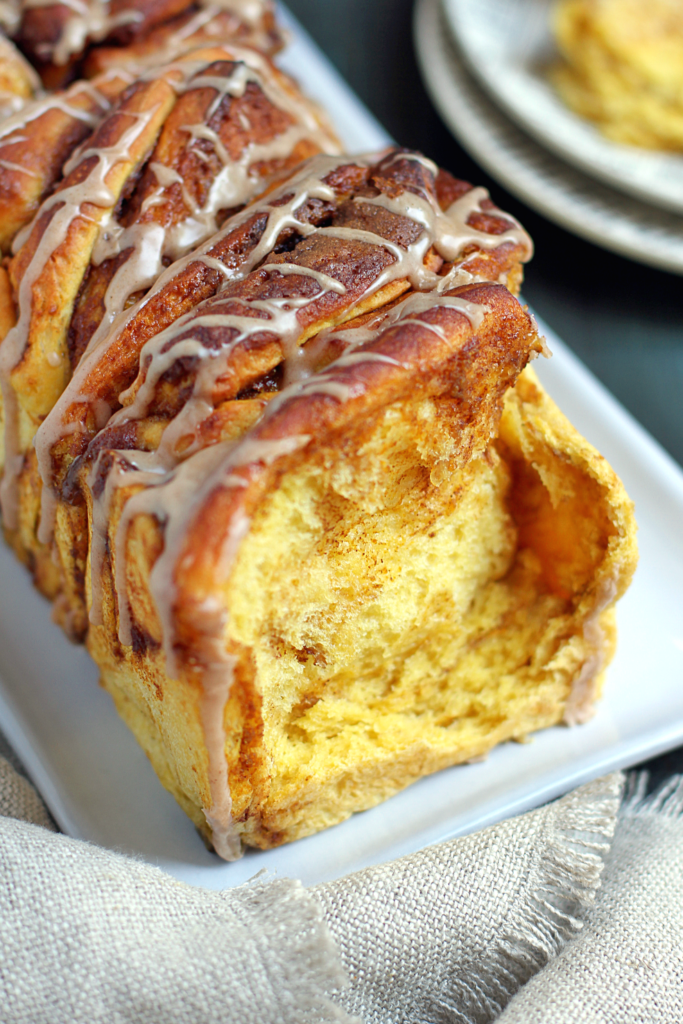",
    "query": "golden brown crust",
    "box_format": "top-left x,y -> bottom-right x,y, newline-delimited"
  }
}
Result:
0,32 -> 38,111
9,73 -> 179,428
0,45 -> 338,458
15,2 -> 188,85
66,54 -> 329,365
46,152 -> 529,500
0,46 -> 340,642
0,70 -> 130,254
